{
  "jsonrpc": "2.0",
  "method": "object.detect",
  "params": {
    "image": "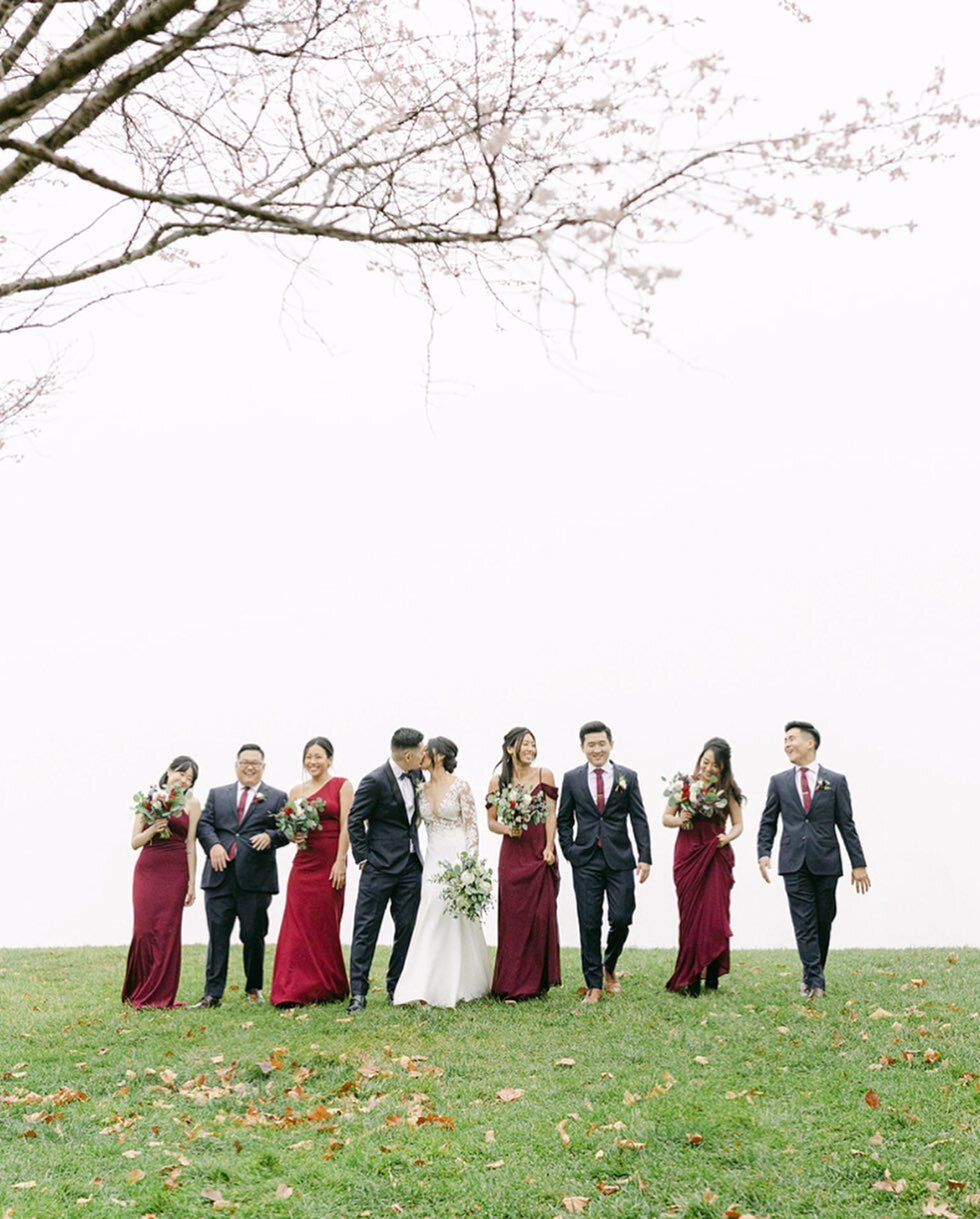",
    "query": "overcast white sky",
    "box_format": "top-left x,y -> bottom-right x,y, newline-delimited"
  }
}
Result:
2,1 -> 978,955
